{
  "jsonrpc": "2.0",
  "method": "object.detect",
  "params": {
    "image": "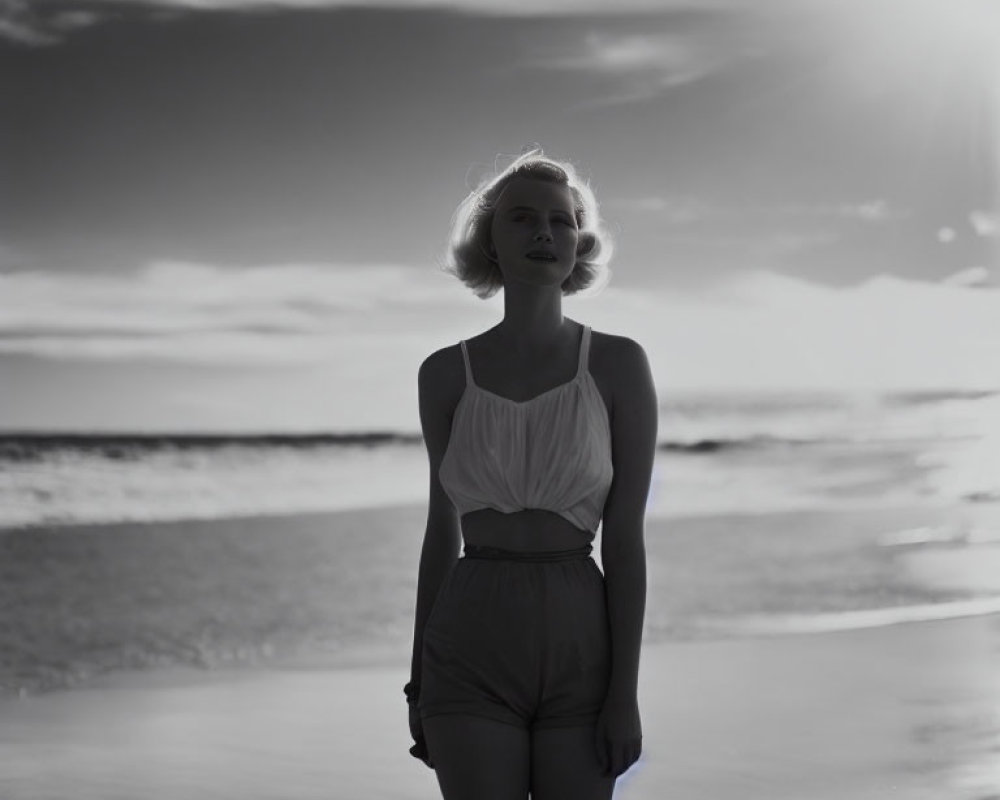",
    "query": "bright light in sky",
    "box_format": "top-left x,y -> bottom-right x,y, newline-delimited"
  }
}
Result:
799,0 -> 1000,266
896,0 -> 1000,133
816,0 -> 999,123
